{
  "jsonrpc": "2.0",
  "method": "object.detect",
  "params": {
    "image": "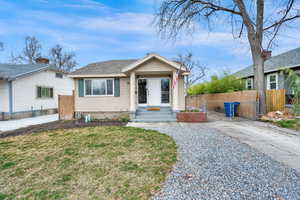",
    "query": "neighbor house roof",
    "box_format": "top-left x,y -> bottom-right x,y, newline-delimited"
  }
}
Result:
69,53 -> 189,78
234,47 -> 300,78
0,63 -> 59,81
